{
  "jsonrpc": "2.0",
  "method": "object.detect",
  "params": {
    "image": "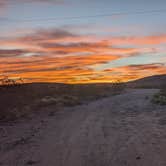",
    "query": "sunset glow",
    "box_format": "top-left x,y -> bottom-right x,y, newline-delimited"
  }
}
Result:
0,0 -> 166,83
